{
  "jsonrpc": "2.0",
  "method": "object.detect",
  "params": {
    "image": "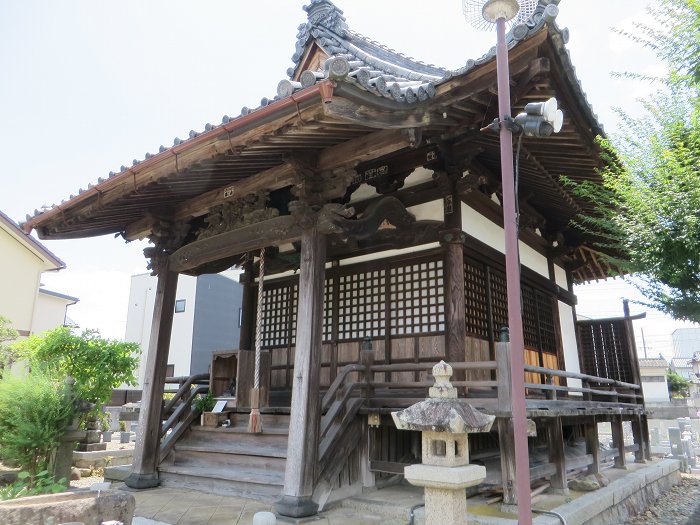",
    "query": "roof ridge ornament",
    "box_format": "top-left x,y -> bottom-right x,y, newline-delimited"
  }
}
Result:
303,0 -> 348,35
